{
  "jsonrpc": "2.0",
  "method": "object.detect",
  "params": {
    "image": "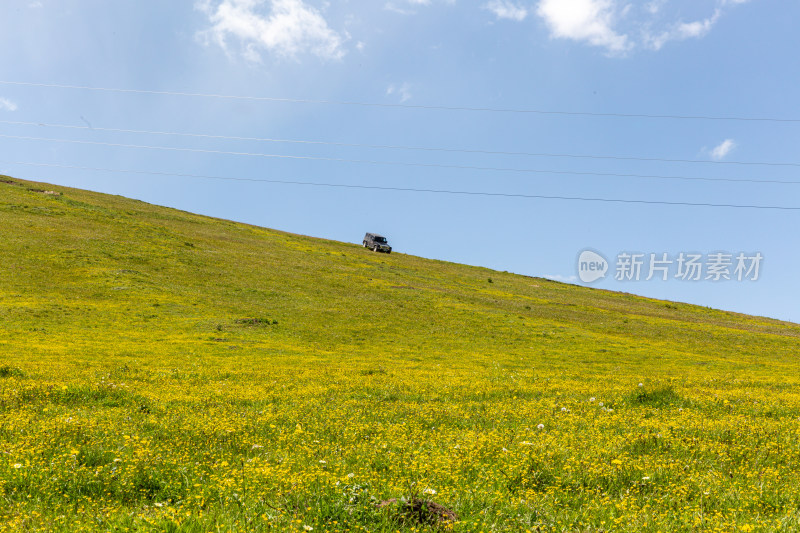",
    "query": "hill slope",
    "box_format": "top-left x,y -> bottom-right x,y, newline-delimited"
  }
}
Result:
1,176 -> 799,532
